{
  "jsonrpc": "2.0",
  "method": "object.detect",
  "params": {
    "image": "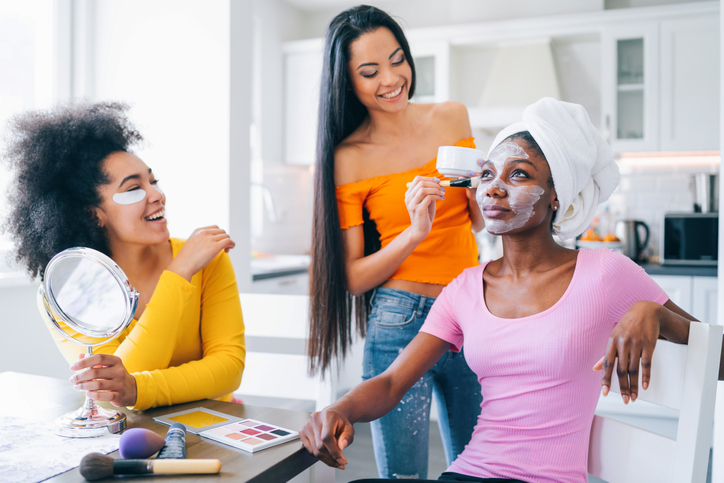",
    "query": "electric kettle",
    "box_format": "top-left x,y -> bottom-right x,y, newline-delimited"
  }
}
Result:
615,220 -> 650,262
